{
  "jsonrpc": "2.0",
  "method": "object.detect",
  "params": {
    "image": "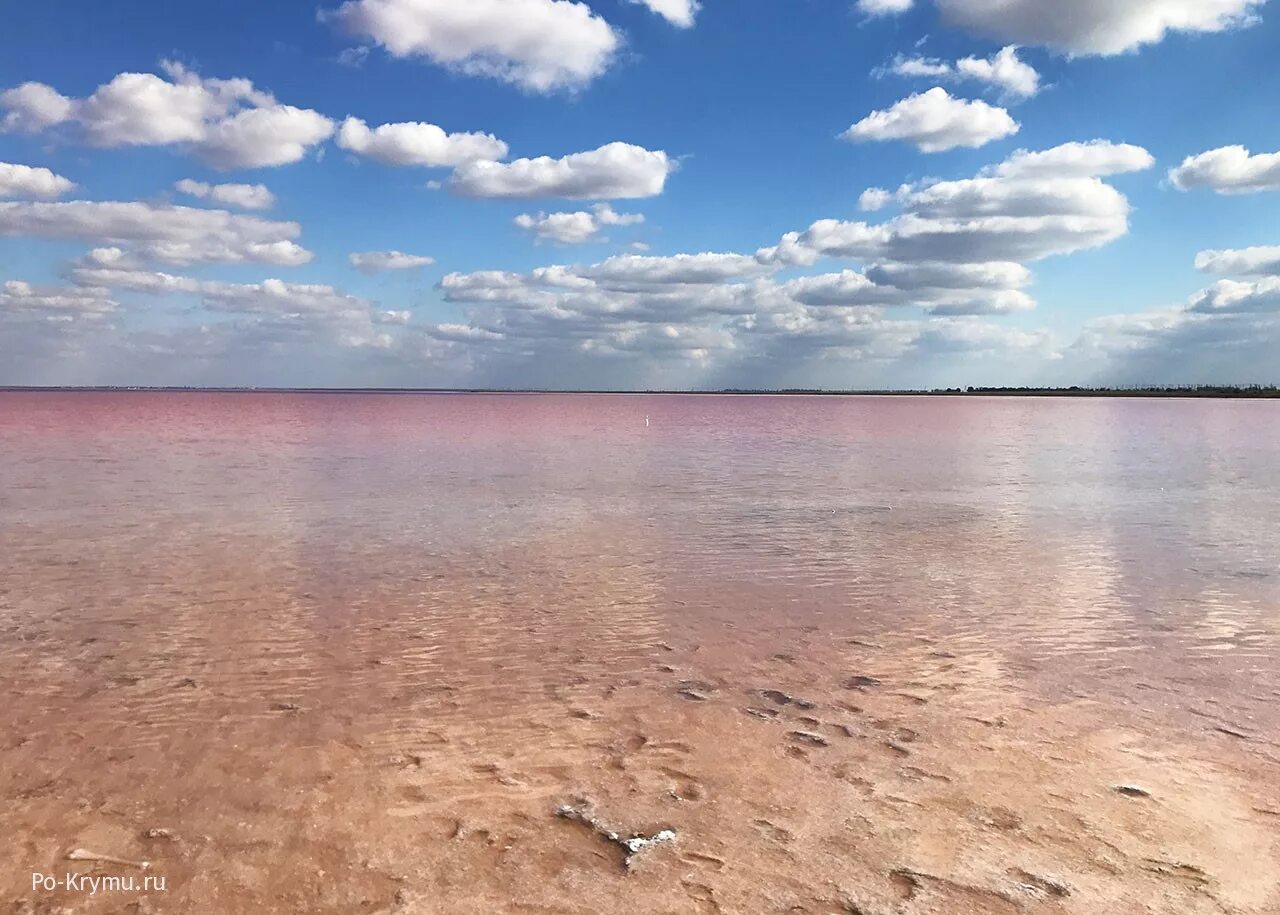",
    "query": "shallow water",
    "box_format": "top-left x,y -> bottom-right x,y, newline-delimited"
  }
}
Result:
2,393 -> 1278,914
